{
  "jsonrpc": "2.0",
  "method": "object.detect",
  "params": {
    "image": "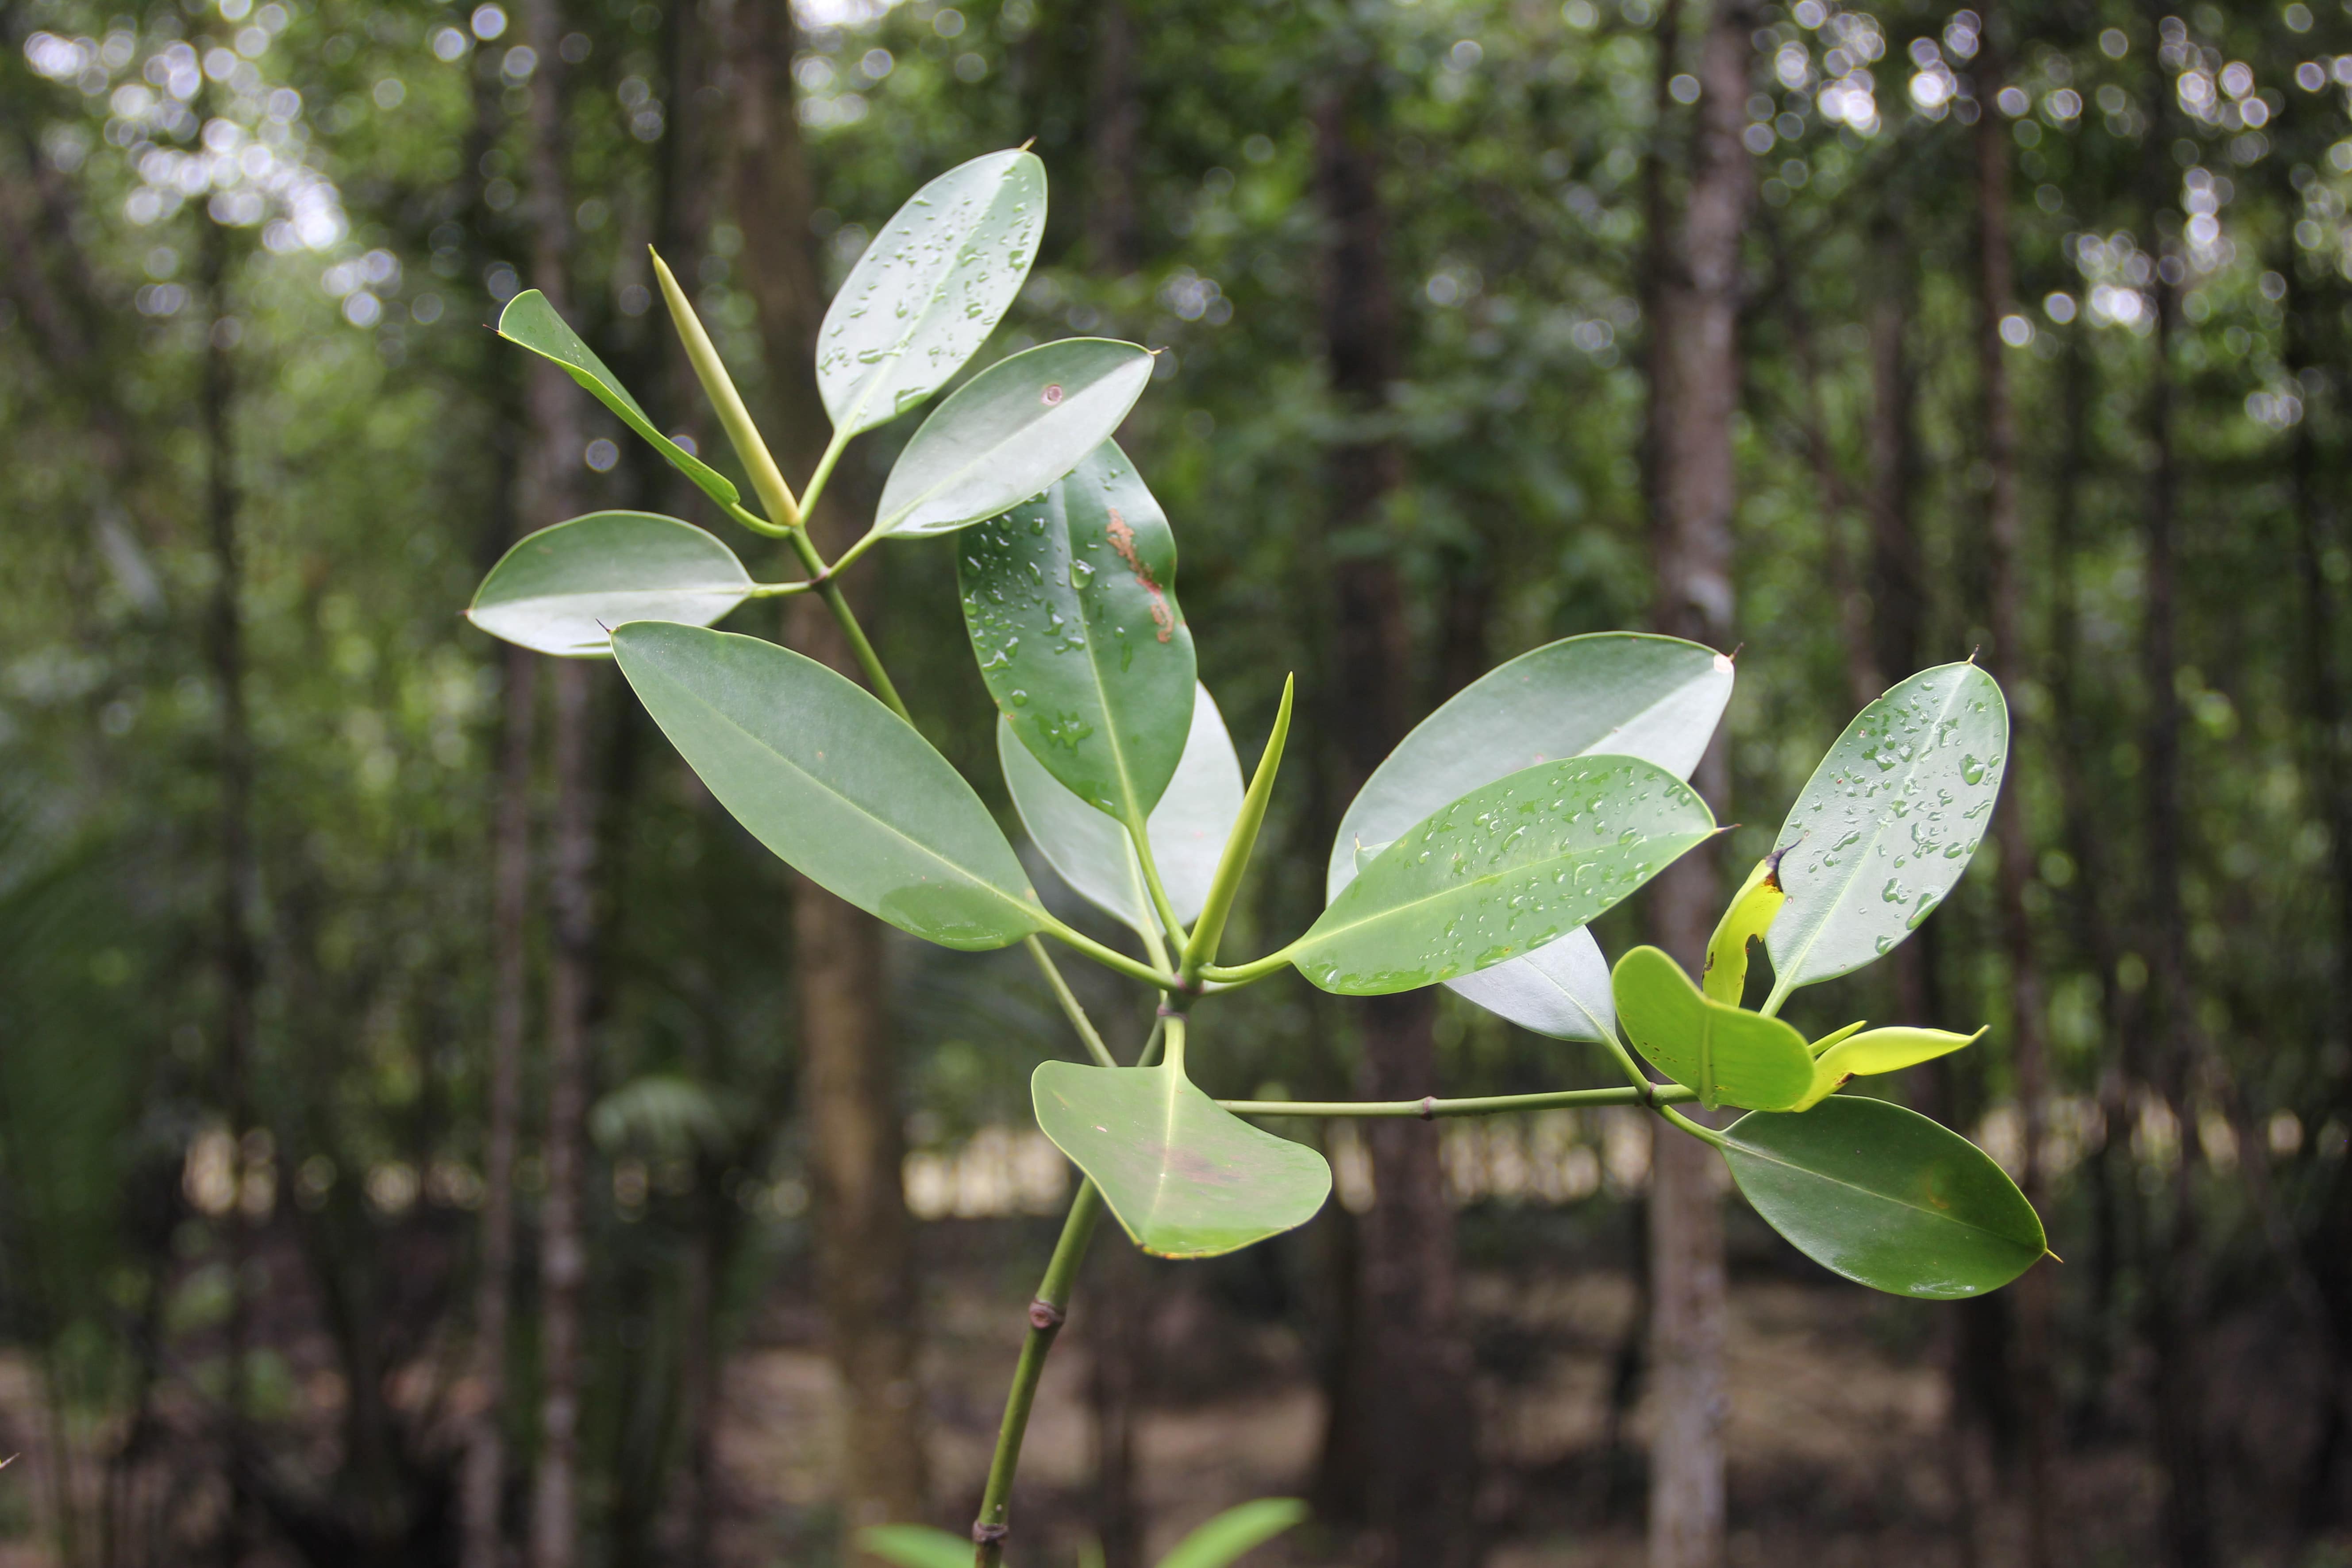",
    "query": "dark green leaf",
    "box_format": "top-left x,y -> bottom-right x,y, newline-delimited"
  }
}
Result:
1000,684 -> 1243,942
467,512 -> 751,657
816,149 -> 1047,437
1611,945 -> 1814,1111
1721,1094 -> 2046,1299
1766,663 -> 2008,997
1290,756 -> 1715,995
876,339 -> 1155,538
497,291 -> 740,511
1032,1062 -> 1331,1258
959,442 -> 1196,825
611,622 -> 1045,950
